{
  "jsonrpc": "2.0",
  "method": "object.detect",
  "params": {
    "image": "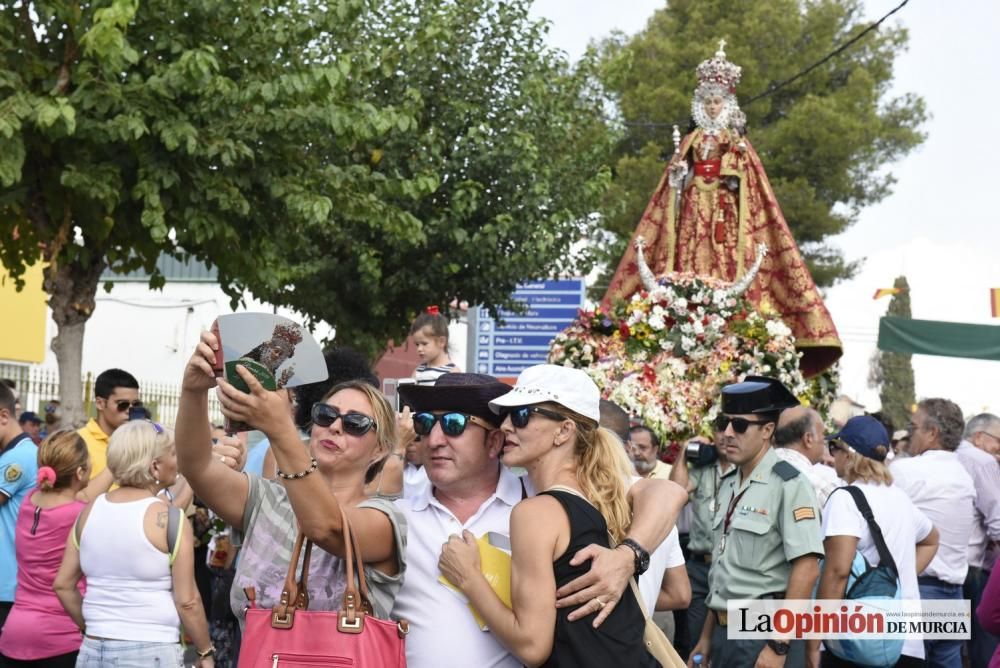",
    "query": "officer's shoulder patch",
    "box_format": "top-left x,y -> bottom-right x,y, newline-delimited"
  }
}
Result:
793,506 -> 816,522
772,460 -> 800,481
4,463 -> 22,483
